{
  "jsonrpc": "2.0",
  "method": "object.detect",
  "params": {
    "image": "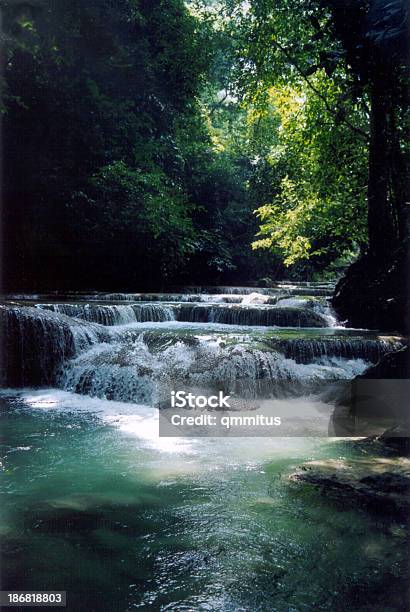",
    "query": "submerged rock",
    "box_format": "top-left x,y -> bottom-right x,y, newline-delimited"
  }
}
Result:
290,456 -> 410,518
